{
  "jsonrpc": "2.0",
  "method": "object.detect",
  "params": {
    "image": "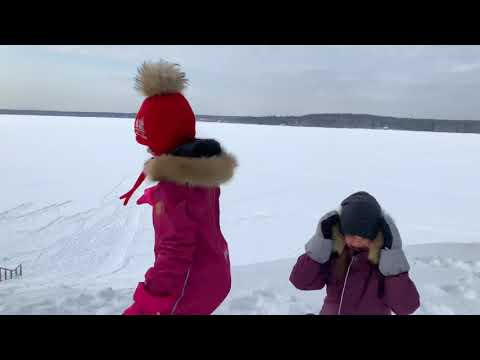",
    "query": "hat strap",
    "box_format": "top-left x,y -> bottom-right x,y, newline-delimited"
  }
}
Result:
119,171 -> 146,206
